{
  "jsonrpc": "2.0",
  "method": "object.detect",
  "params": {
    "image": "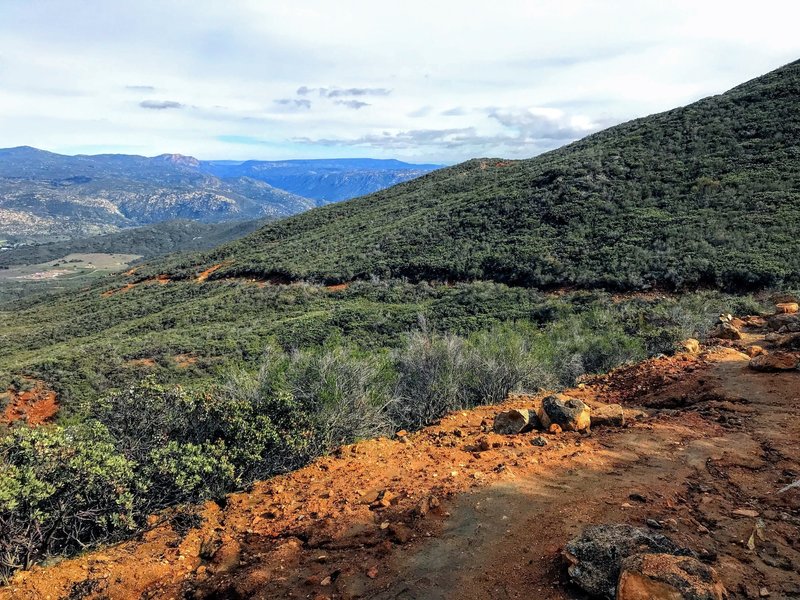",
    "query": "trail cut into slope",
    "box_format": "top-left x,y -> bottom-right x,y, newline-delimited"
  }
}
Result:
2,319 -> 799,599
